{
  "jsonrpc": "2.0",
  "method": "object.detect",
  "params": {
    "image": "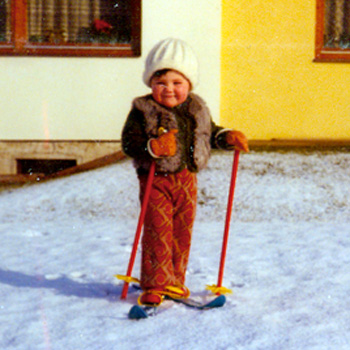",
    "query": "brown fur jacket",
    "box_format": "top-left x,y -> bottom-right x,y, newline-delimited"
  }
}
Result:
122,93 -> 228,174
